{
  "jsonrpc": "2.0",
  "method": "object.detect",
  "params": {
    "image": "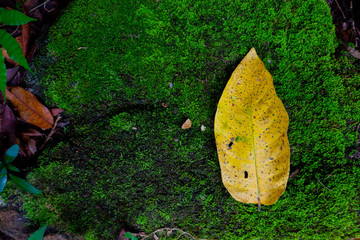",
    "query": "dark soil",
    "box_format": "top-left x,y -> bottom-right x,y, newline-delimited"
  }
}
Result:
327,0 -> 360,47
